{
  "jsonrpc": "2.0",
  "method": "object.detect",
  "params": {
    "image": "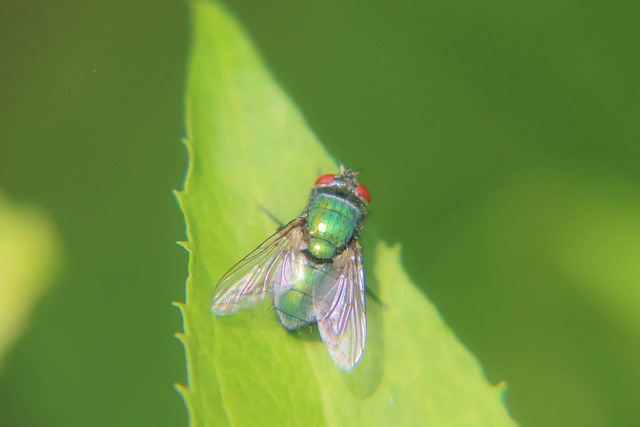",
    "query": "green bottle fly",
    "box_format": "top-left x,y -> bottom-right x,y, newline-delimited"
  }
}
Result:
211,165 -> 370,371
